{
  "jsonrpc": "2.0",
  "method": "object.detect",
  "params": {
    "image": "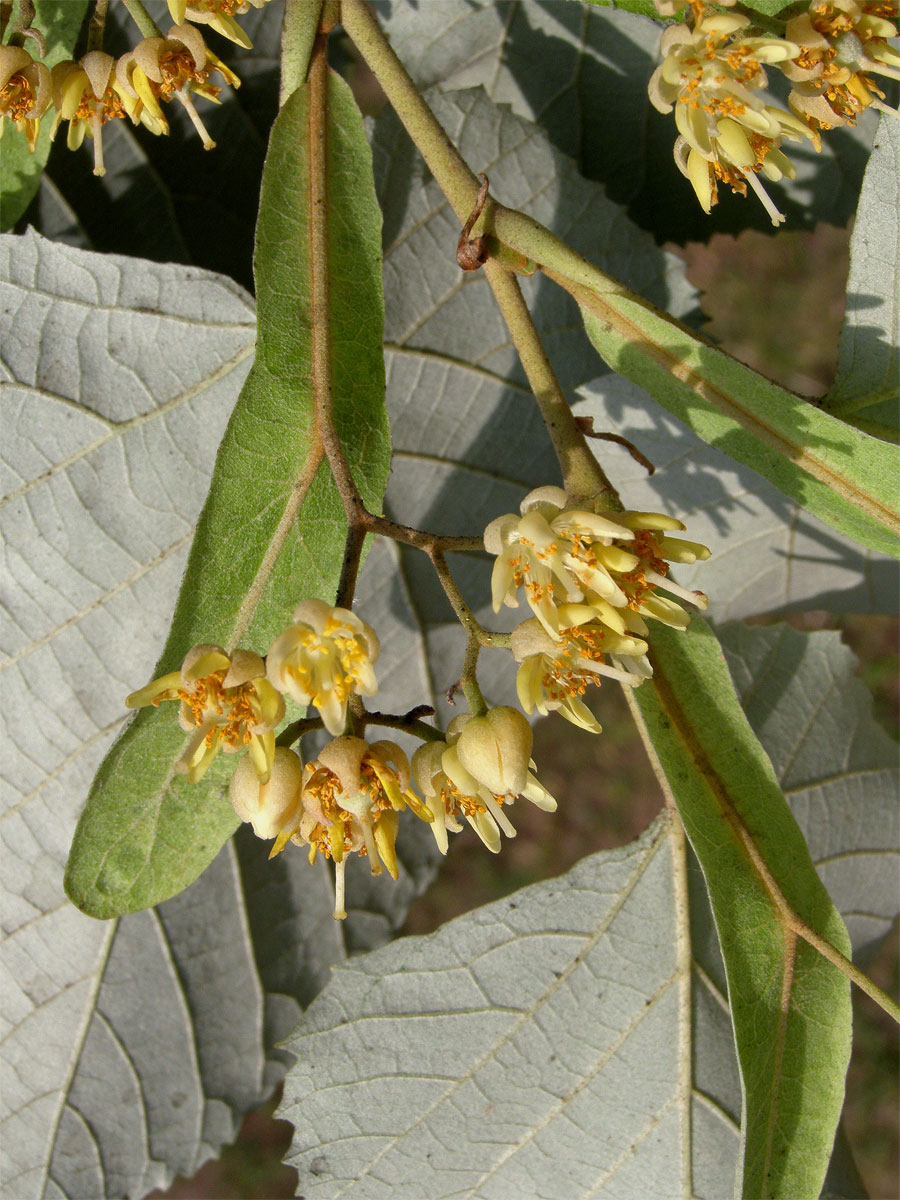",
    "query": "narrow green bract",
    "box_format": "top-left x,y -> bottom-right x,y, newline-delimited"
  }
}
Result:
580,303 -> 900,559
65,73 -> 391,919
634,619 -> 852,1200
